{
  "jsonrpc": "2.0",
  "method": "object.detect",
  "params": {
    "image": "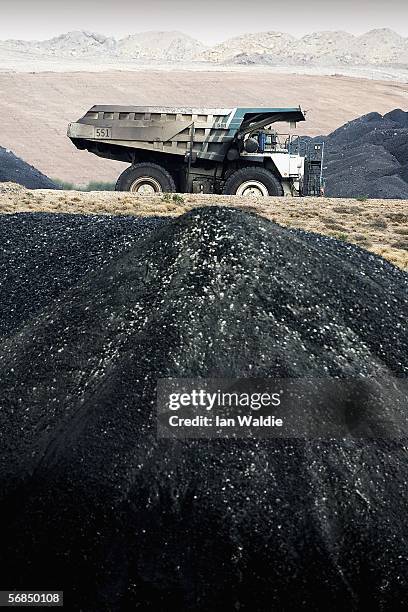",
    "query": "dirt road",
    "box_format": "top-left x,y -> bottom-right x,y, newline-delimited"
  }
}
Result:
1,70 -> 408,184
